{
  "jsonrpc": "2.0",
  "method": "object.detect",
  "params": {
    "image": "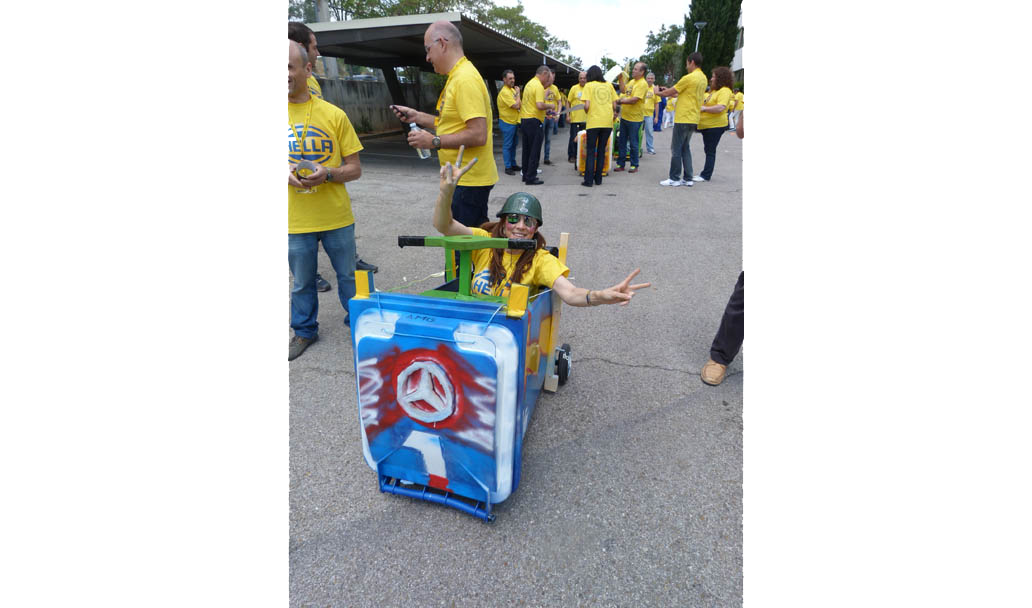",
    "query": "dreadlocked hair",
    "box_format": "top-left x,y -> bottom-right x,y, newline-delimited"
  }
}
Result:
480,220 -> 547,289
